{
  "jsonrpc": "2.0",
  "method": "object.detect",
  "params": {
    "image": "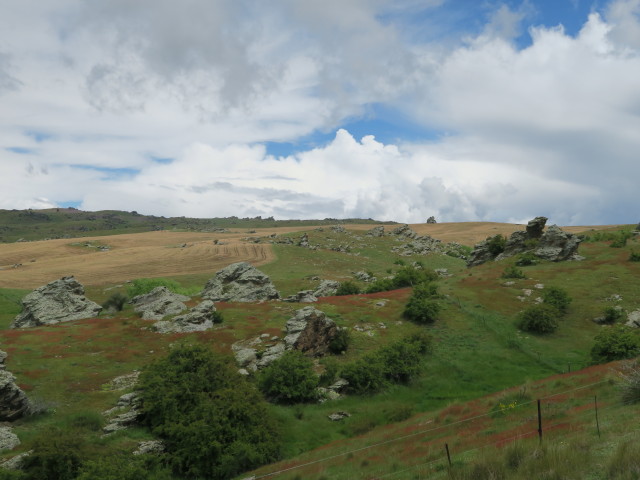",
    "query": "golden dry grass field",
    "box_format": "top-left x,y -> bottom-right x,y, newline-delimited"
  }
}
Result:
0,222 -> 622,289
